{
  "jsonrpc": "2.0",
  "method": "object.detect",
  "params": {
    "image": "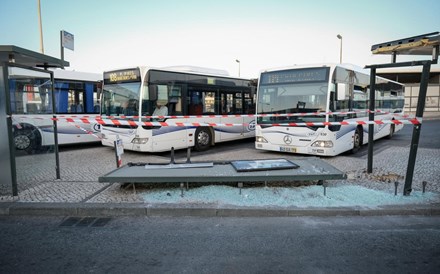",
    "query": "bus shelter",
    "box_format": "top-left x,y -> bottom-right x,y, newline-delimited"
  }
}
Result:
0,45 -> 68,196
366,32 -> 439,195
